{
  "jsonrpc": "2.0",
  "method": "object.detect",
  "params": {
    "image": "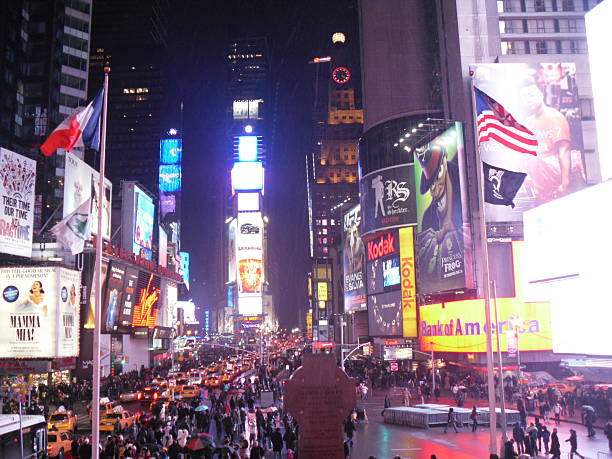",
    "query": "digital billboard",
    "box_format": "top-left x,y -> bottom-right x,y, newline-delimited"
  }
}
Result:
399,227 -> 417,338
117,266 -> 139,328
359,164 -> 417,237
342,205 -> 366,312
103,262 -> 126,332
159,165 -> 182,193
160,193 -> 176,219
85,260 -> 108,329
0,266 -> 80,358
159,226 -> 168,268
233,99 -> 262,120
134,186 -> 154,259
365,230 -> 400,296
0,148 -> 36,258
419,298 -> 552,353
179,251 -> 190,290
237,192 -> 260,212
523,180 -> 612,356
231,161 -> 264,192
471,63 -> 586,222
236,212 -> 263,316
63,152 -> 112,239
228,219 -> 237,283
131,271 -> 161,328
367,290 -> 402,337
237,136 -> 258,162
414,123 -> 472,295
384,346 -> 413,361
587,2 -> 612,181
160,138 -> 182,164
